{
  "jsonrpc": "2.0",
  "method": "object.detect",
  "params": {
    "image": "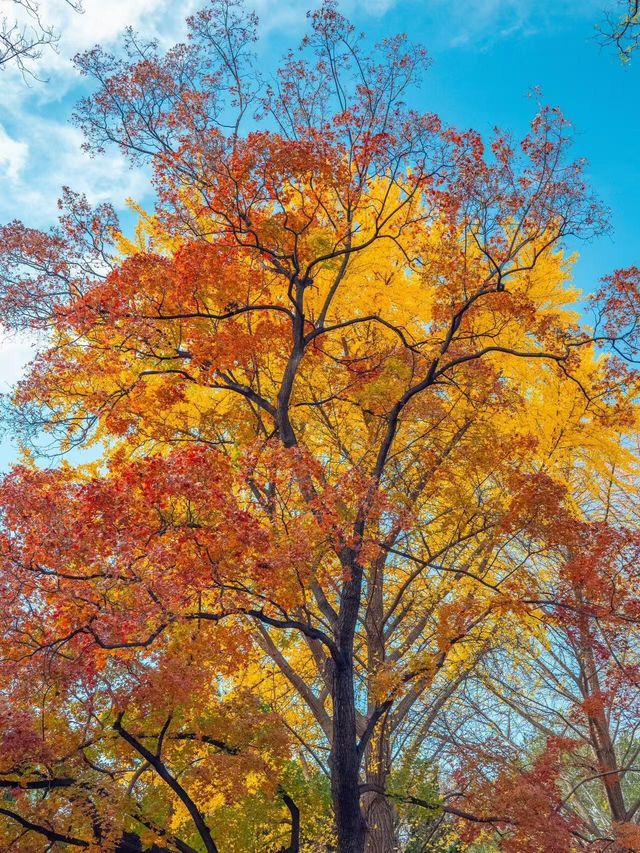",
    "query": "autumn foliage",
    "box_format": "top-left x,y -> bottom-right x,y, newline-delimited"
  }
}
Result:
1,2 -> 640,852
